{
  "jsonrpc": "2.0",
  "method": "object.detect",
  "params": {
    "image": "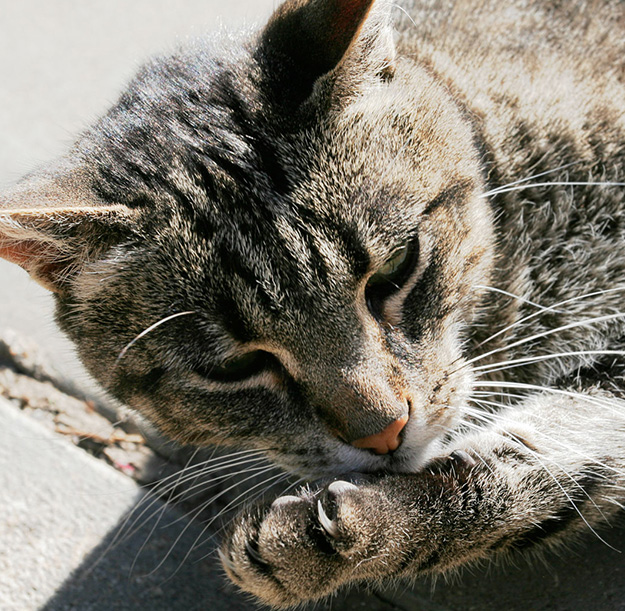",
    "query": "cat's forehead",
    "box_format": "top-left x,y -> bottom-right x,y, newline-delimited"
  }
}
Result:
161,193 -> 368,314
85,40 -> 429,244
77,32 -> 479,344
